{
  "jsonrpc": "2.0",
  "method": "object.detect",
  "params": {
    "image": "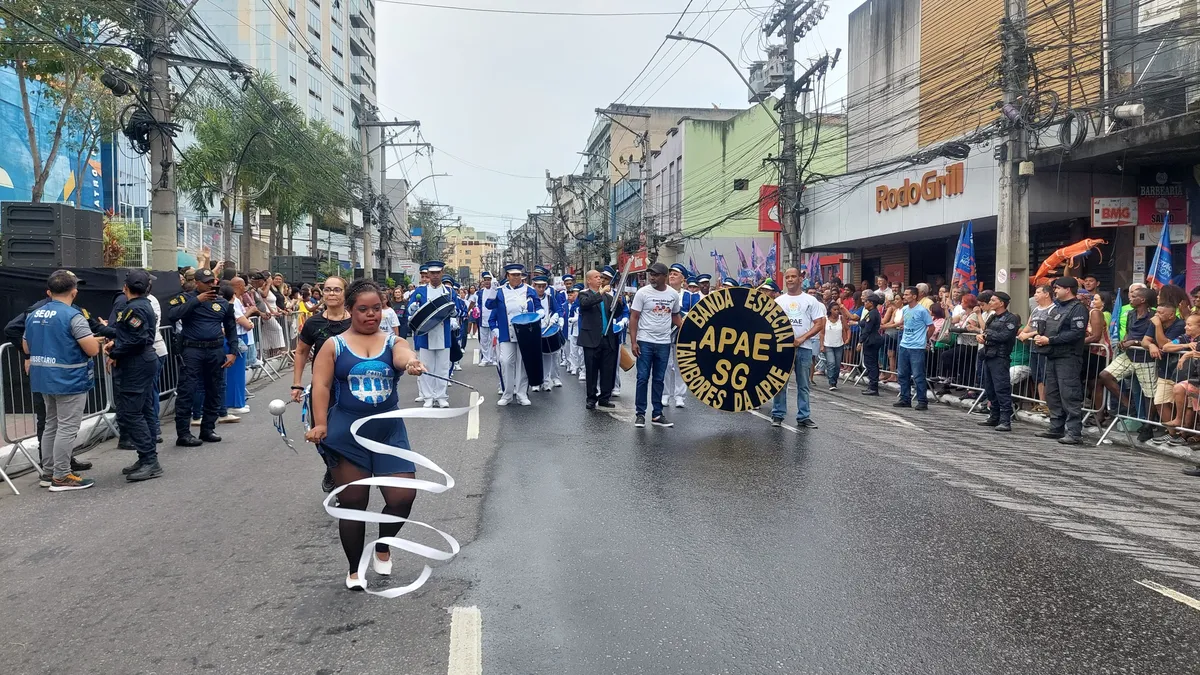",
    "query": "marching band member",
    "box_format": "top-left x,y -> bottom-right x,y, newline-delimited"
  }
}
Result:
760,279 -> 781,299
722,277 -> 739,289
661,263 -> 691,409
475,272 -> 497,366
697,273 -> 712,297
444,277 -> 468,374
600,265 -> 630,397
532,275 -> 565,390
683,277 -> 701,312
488,263 -> 540,406
557,274 -> 574,368
406,260 -> 453,409
565,284 -> 583,376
